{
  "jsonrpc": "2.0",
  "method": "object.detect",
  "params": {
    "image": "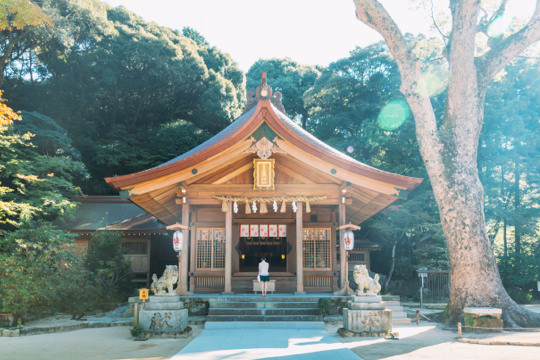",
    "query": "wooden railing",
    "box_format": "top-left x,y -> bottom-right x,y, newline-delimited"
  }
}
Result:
193,275 -> 225,292
304,275 -> 334,290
